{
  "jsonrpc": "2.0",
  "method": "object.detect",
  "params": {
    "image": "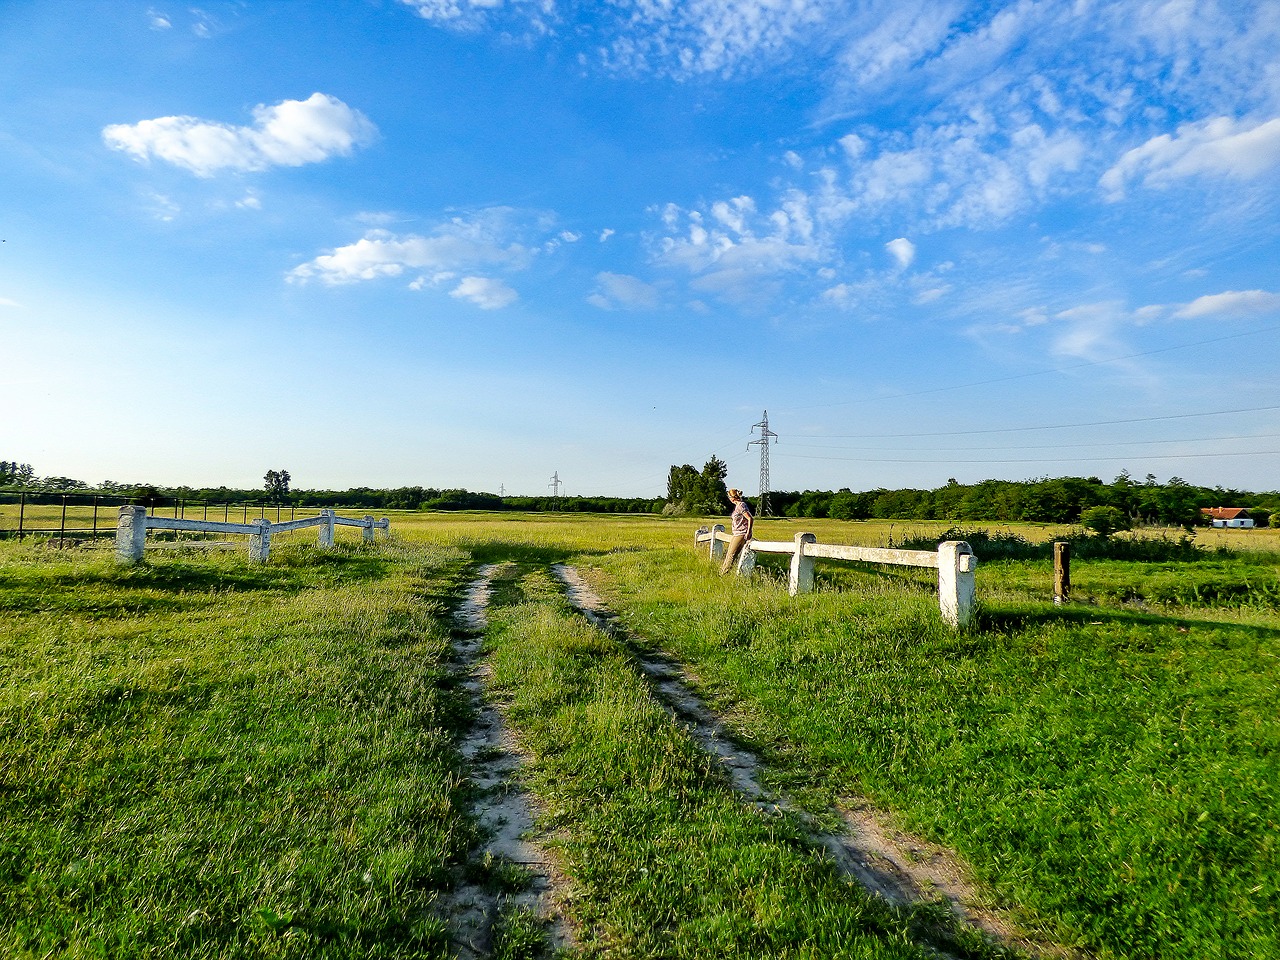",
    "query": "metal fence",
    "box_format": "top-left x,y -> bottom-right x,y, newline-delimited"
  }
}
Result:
0,492 -> 313,542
